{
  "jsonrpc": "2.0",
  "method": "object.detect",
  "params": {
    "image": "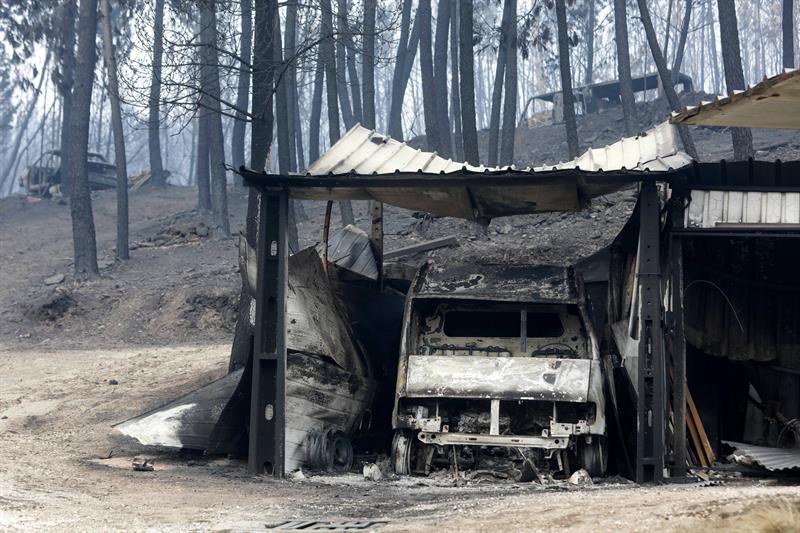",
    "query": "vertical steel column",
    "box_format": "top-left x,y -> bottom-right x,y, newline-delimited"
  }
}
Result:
248,188 -> 289,477
636,181 -> 665,483
670,196 -> 688,477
